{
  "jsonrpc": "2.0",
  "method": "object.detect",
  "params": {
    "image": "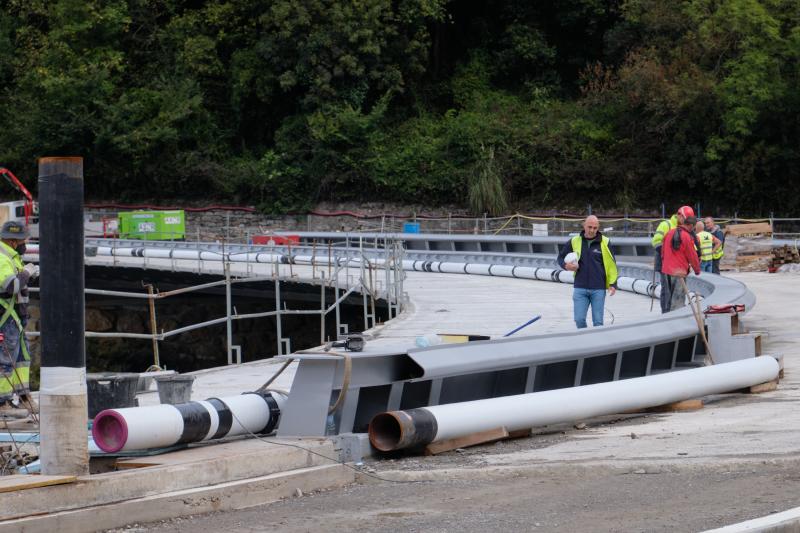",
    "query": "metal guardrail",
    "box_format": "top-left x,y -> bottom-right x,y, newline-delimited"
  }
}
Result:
86,233 -> 656,258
